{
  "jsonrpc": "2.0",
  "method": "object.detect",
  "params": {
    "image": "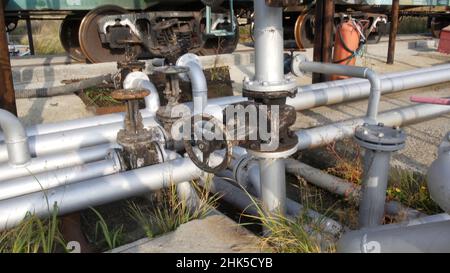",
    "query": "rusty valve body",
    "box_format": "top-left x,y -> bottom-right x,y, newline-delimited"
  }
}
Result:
112,88 -> 163,170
